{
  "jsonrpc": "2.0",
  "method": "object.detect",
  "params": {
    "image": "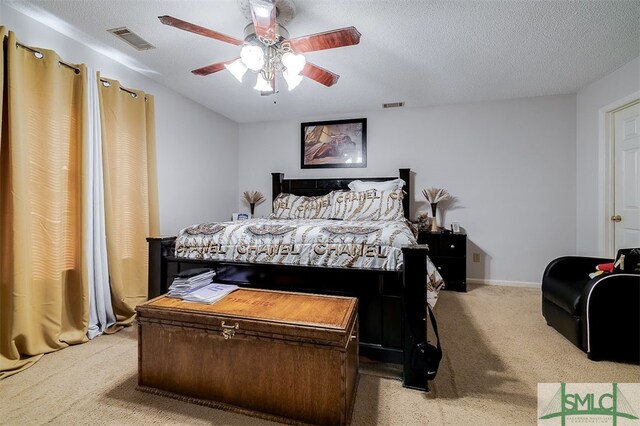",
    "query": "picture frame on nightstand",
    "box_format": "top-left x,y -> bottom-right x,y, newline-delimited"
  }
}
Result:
451,222 -> 461,233
232,213 -> 249,221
